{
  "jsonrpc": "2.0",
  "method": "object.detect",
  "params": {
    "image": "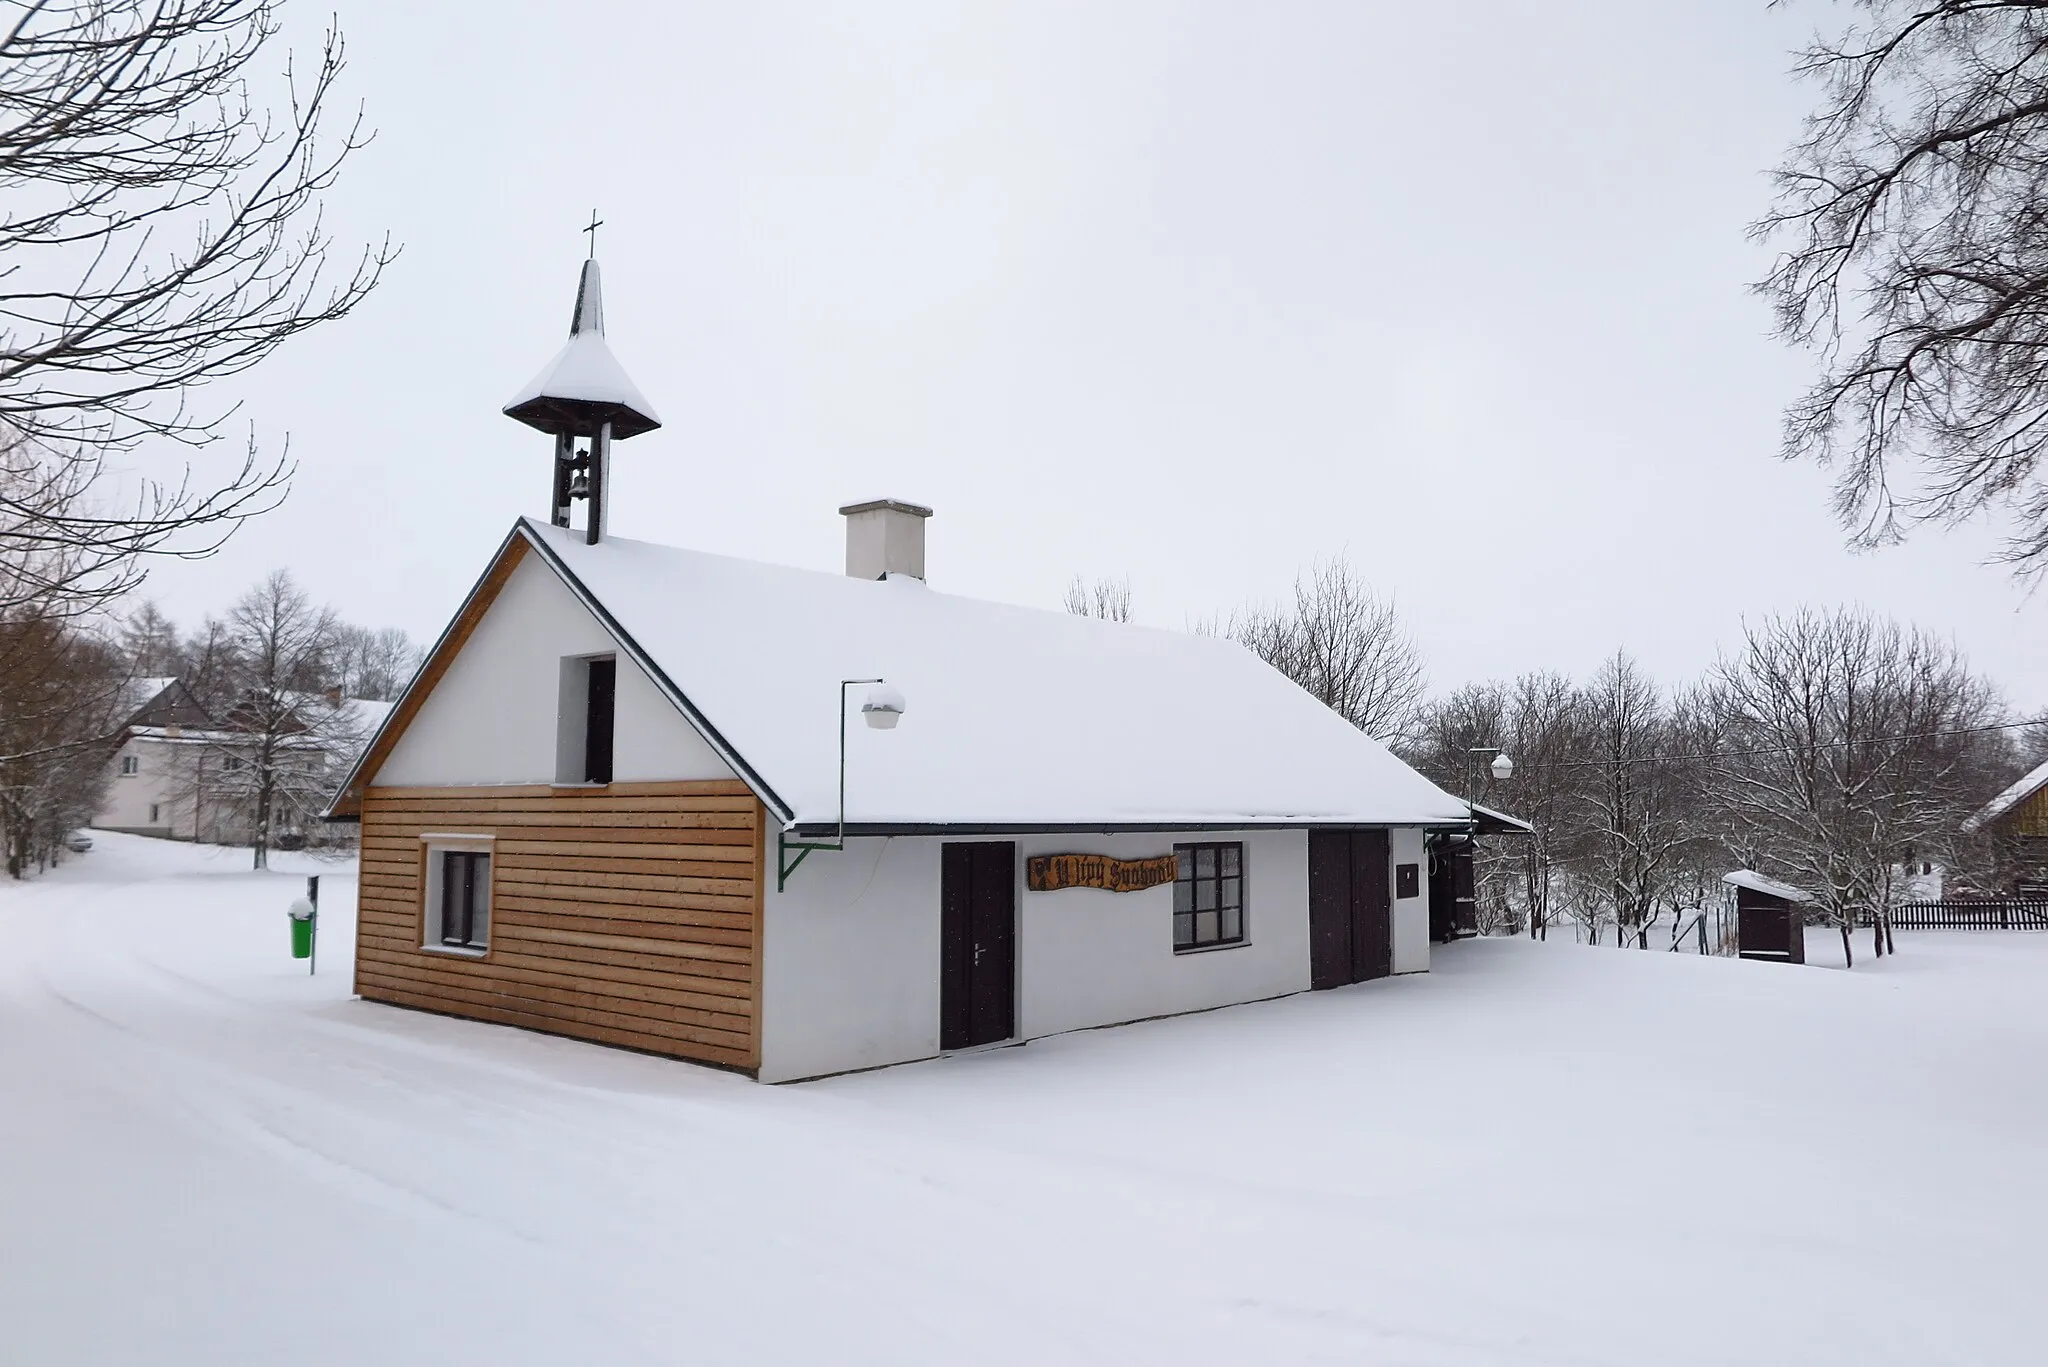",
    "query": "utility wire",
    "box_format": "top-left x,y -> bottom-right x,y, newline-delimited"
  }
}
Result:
1456,716 -> 2045,775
